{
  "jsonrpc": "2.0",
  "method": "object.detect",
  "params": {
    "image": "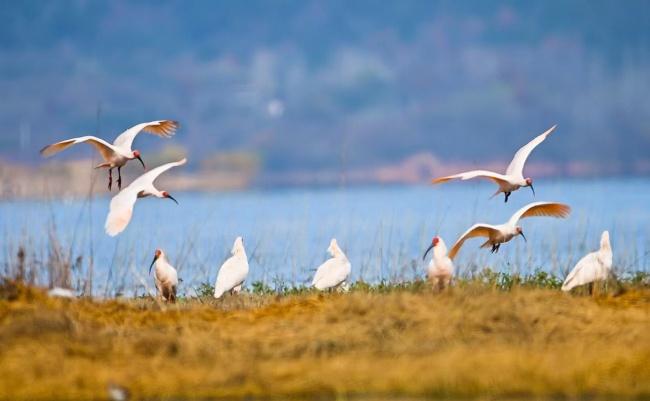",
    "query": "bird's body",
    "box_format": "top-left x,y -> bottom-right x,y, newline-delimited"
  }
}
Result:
562,231 -> 612,292
149,249 -> 178,302
104,158 -> 185,236
423,236 -> 454,290
448,201 -> 571,259
432,125 -> 556,202
40,120 -> 178,190
214,237 -> 249,299
312,239 -> 351,291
